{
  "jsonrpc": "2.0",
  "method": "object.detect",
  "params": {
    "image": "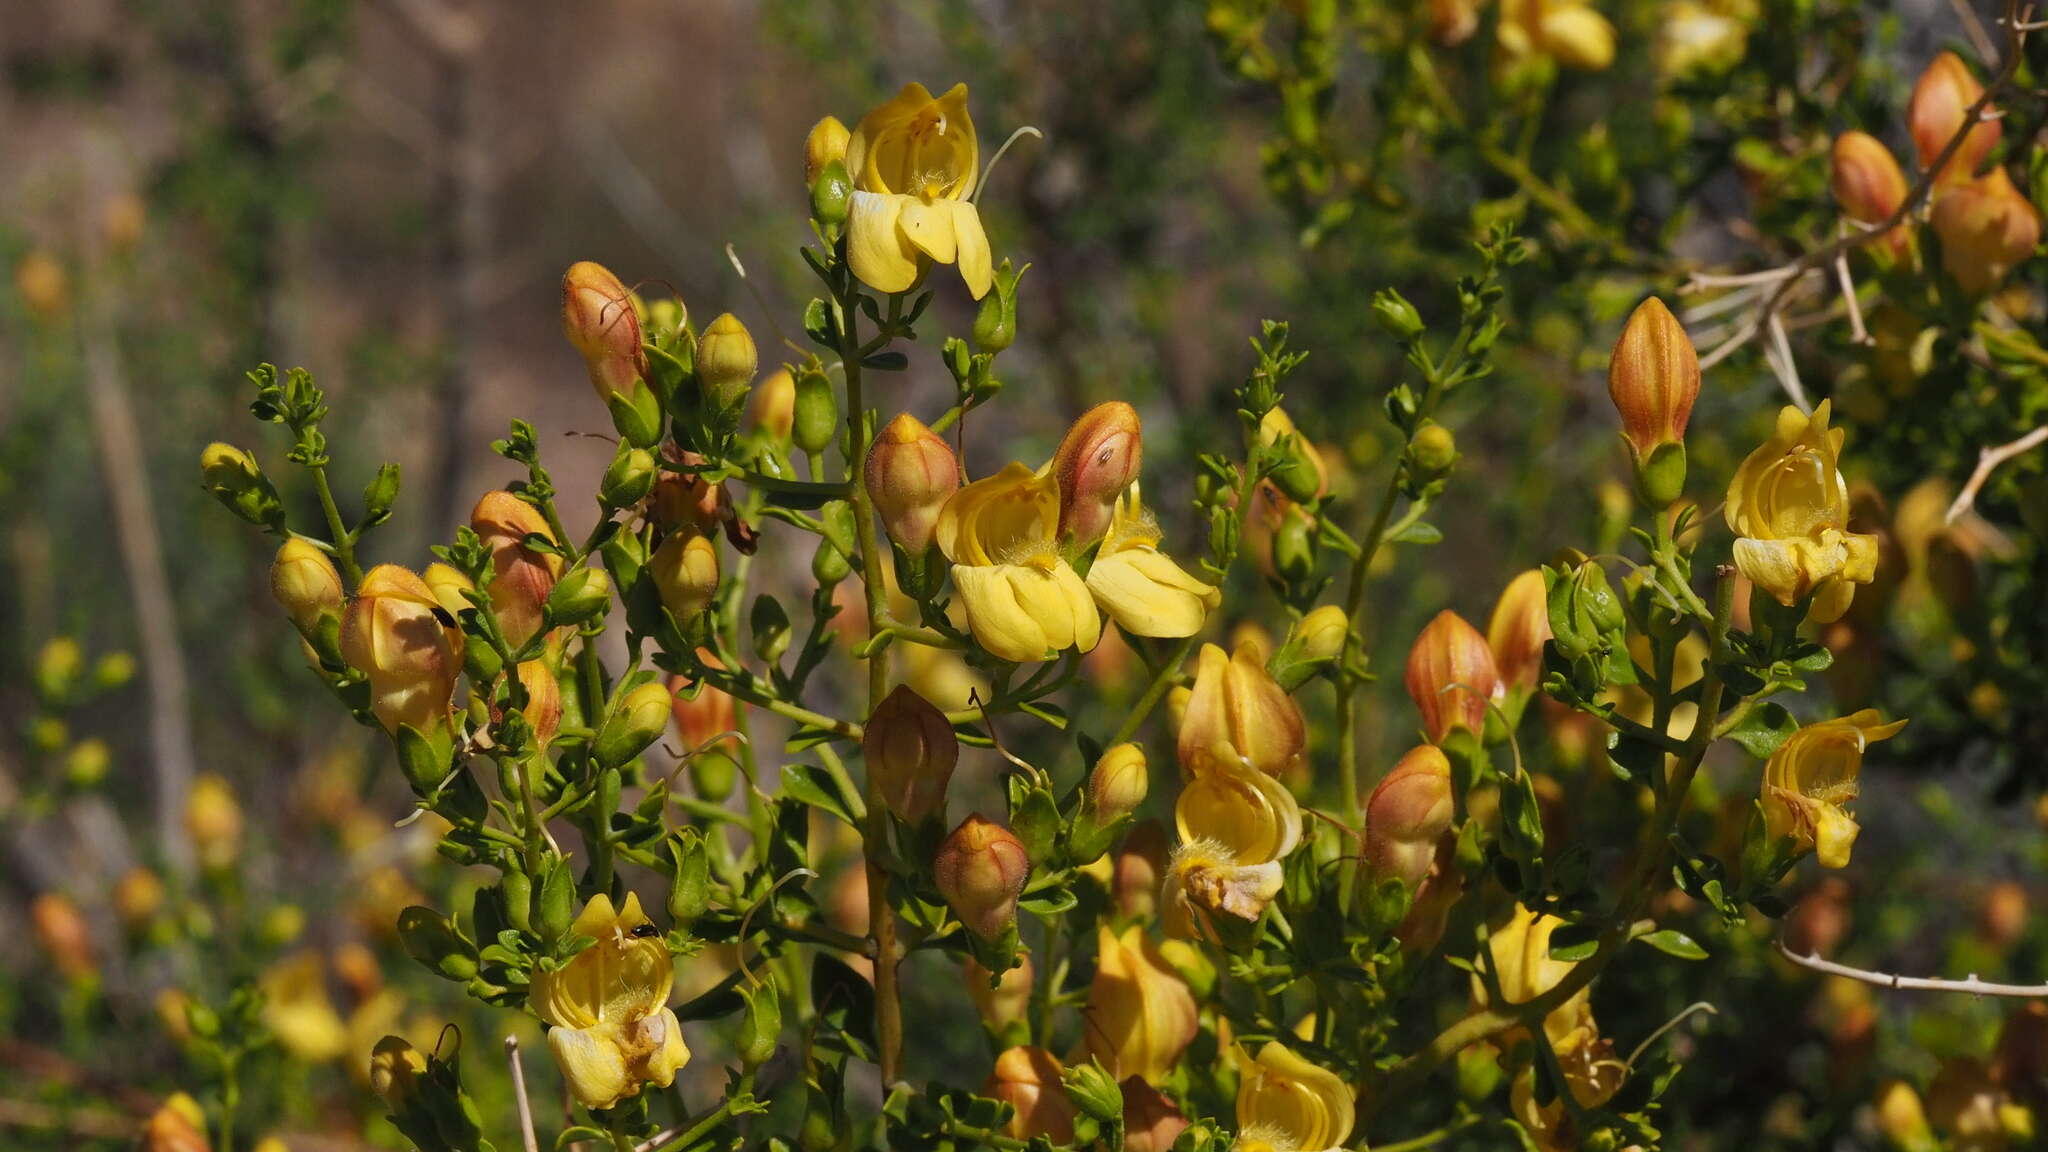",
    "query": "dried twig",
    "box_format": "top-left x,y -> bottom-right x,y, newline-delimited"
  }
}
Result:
1776,939 -> 2048,997
506,1036 -> 540,1152
1947,423 -> 2048,523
